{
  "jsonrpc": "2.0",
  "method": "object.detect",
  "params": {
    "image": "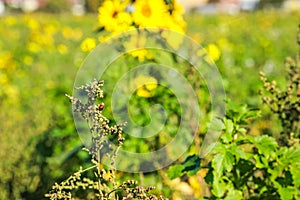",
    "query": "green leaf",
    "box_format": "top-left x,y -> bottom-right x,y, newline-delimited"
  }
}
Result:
212,151 -> 234,176
212,178 -> 226,197
225,100 -> 260,125
181,154 -> 201,176
221,119 -> 234,143
166,165 -> 184,179
278,147 -> 300,166
209,117 -> 225,131
278,186 -> 296,200
290,164 -> 300,186
225,189 -> 243,200
253,154 -> 269,169
253,135 -> 277,158
228,145 -> 247,160
166,154 -> 201,179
